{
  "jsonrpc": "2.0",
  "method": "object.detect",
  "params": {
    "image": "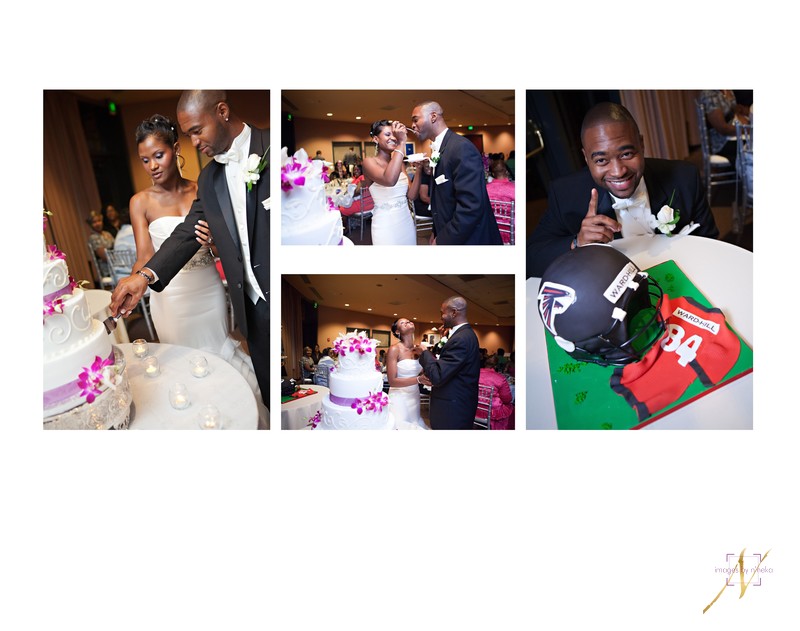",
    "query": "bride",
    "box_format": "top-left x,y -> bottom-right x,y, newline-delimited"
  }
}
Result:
361,120 -> 422,245
386,317 -> 430,429
128,114 -> 257,382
